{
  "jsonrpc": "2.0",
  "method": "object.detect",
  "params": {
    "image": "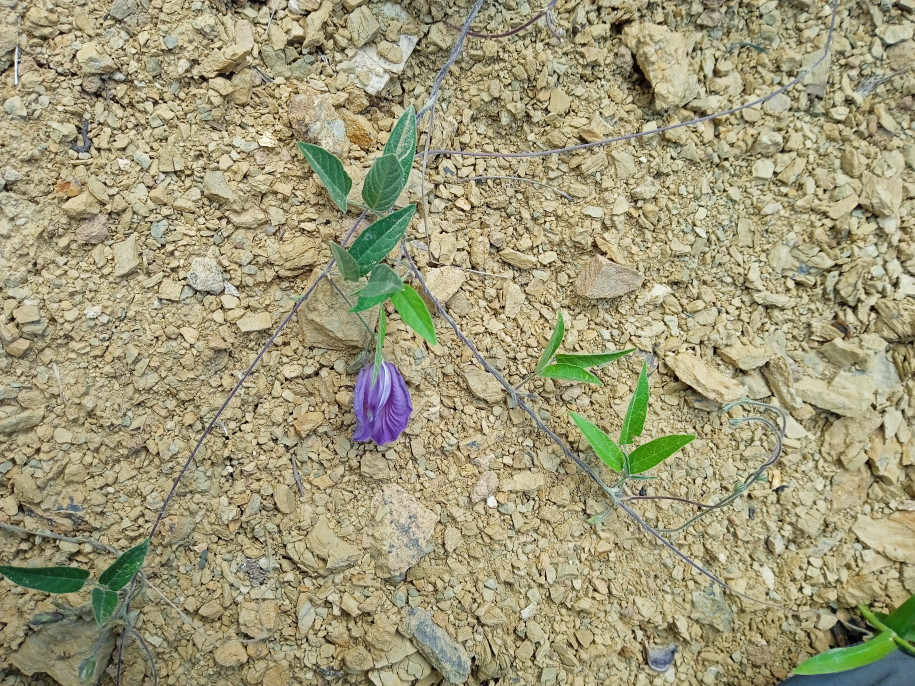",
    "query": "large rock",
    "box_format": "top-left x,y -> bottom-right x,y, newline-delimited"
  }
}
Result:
853,515 -> 915,563
860,172 -> 903,217
306,515 -> 361,573
288,92 -> 350,157
795,372 -> 875,418
10,618 -> 115,686
369,484 -> 437,578
401,607 -> 471,683
621,22 -> 699,109
298,273 -> 376,349
875,299 -> 915,342
575,254 -> 644,299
